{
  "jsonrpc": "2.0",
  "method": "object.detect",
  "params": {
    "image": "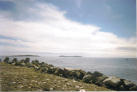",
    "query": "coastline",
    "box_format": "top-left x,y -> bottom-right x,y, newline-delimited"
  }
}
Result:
0,57 -> 137,91
0,63 -> 111,91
